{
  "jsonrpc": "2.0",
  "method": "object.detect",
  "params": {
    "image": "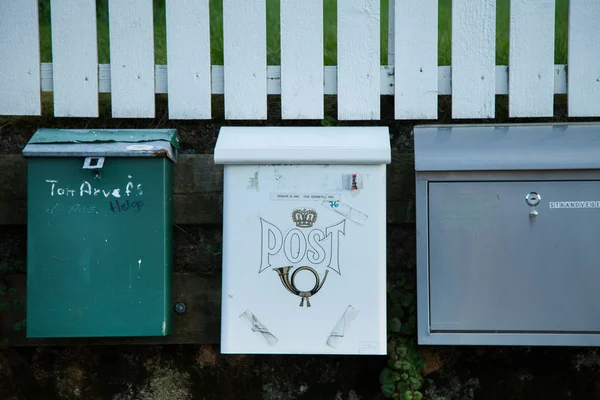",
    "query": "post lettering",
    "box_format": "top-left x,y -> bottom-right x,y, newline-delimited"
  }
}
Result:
259,219 -> 283,273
